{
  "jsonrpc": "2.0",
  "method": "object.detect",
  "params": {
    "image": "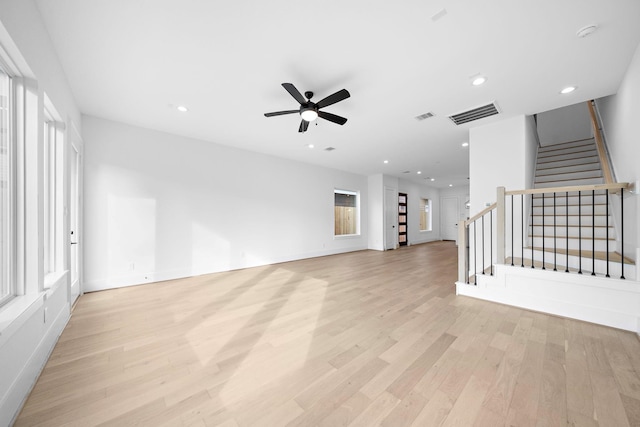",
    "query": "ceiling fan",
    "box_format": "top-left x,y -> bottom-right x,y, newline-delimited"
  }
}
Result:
264,83 -> 350,133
